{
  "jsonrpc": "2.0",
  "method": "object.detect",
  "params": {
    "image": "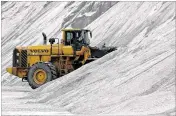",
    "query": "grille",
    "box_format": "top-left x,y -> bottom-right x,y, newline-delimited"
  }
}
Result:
21,50 -> 27,67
